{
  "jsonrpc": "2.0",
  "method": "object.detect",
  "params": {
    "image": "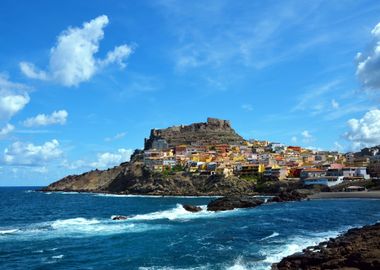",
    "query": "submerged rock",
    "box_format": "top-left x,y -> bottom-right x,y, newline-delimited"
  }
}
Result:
207,196 -> 264,211
182,204 -> 202,212
273,223 -> 380,270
